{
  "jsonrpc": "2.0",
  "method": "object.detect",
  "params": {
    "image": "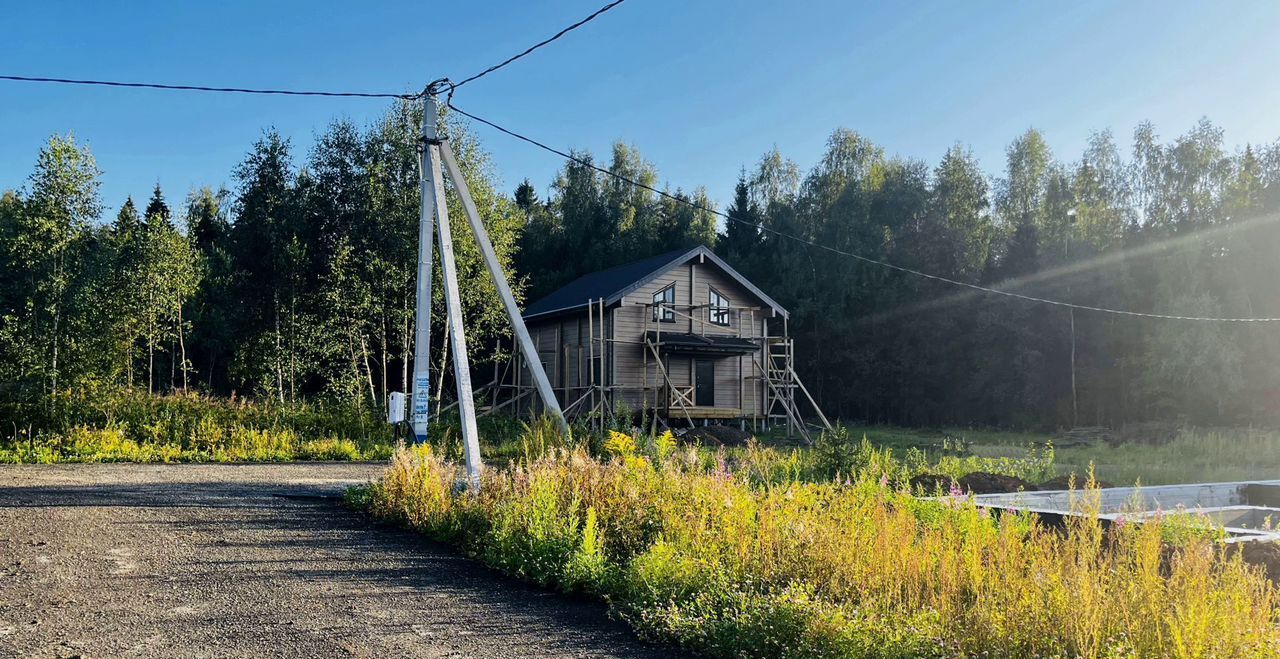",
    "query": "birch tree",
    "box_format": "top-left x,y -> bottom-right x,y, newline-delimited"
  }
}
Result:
6,134 -> 101,395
